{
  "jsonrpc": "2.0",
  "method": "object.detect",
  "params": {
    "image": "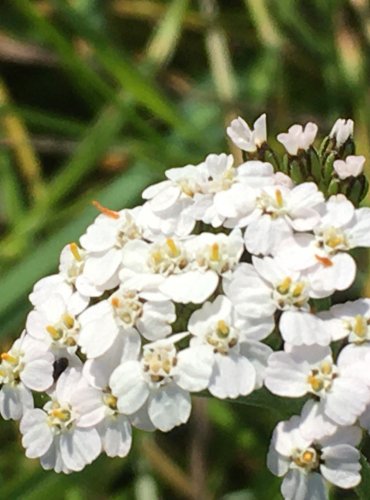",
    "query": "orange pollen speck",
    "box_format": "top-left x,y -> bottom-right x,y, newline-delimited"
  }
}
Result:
315,255 -> 333,267
69,242 -> 82,261
1,353 -> 11,361
111,297 -> 120,308
92,200 -> 120,219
